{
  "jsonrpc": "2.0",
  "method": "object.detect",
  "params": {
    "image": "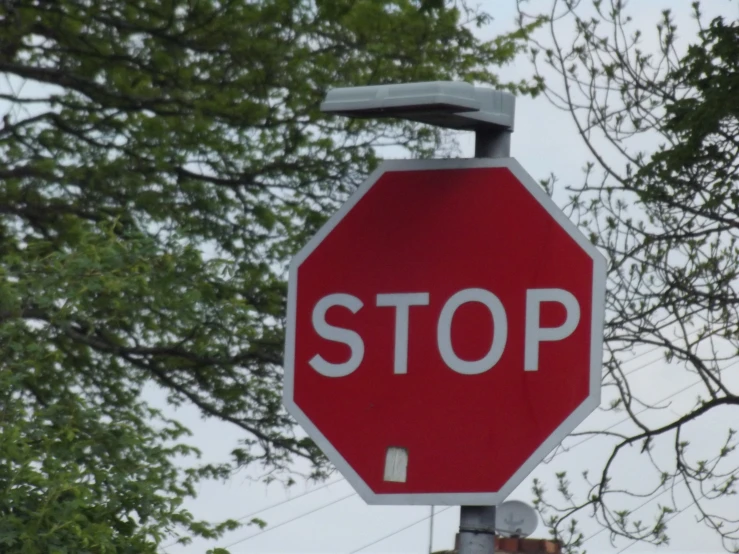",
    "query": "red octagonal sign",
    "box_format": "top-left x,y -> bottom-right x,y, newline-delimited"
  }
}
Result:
284,158 -> 606,505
